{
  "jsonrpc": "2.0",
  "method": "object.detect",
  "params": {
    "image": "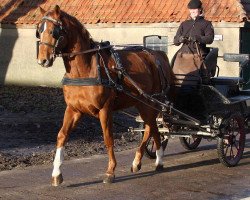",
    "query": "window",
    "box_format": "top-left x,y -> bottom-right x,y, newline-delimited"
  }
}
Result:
143,35 -> 168,53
